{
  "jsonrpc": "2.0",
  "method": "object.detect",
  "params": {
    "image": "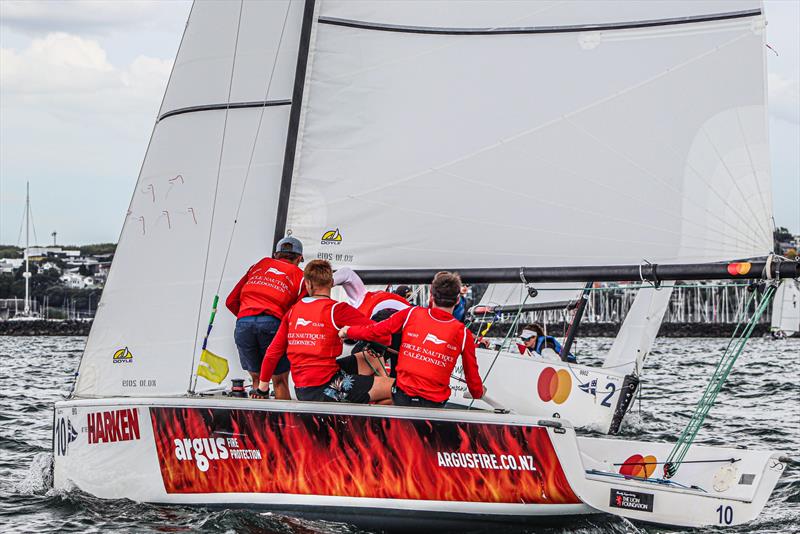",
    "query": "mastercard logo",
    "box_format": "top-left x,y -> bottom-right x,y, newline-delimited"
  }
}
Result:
727,262 -> 751,276
537,367 -> 572,404
619,454 -> 657,478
